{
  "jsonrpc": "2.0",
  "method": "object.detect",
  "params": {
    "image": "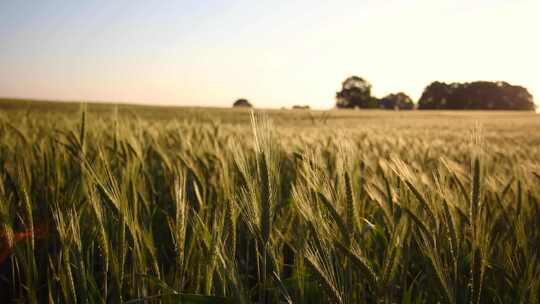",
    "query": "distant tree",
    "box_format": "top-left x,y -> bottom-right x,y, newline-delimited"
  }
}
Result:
418,81 -> 535,110
233,98 -> 252,108
499,83 -> 535,110
380,92 -> 414,110
336,76 -> 376,108
417,81 -> 453,109
292,105 -> 310,110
